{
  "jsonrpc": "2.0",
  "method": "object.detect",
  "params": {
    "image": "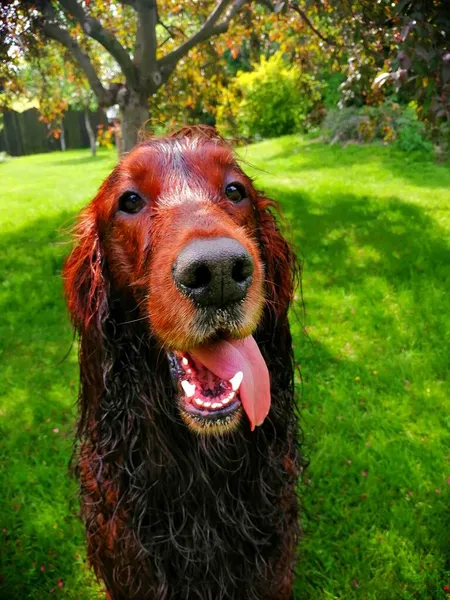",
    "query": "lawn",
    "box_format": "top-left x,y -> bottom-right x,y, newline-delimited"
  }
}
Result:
0,138 -> 449,599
